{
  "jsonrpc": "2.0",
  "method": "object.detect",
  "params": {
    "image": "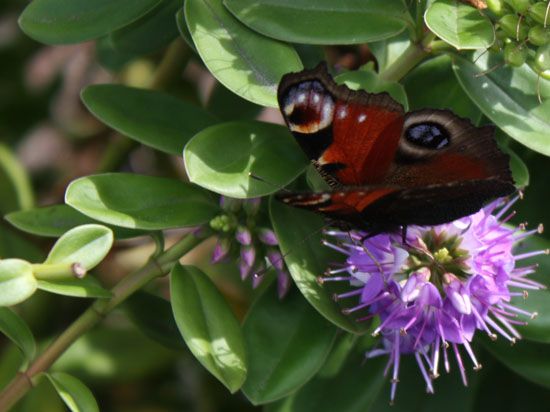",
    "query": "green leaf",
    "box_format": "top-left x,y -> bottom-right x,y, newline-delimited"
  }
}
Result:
19,0 -> 162,45
170,264 -> 247,392
369,32 -> 410,72
453,53 -> 550,156
501,145 -> 529,188
482,337 -> 550,389
224,0 -> 409,45
46,372 -> 99,412
185,0 -> 303,107
267,353 -> 385,412
425,0 -> 494,50
242,288 -> 336,404
45,225 -> 114,271
335,68 -> 409,110
184,121 -> 308,198
37,277 -> 112,299
0,144 -> 34,215
0,307 -> 36,361
81,85 -> 218,156
124,291 -> 186,350
404,55 -> 482,123
65,173 -> 219,230
269,198 -> 368,334
175,7 -> 197,52
5,205 -> 145,240
510,237 -> 550,343
0,259 -> 37,307
110,0 -> 181,56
